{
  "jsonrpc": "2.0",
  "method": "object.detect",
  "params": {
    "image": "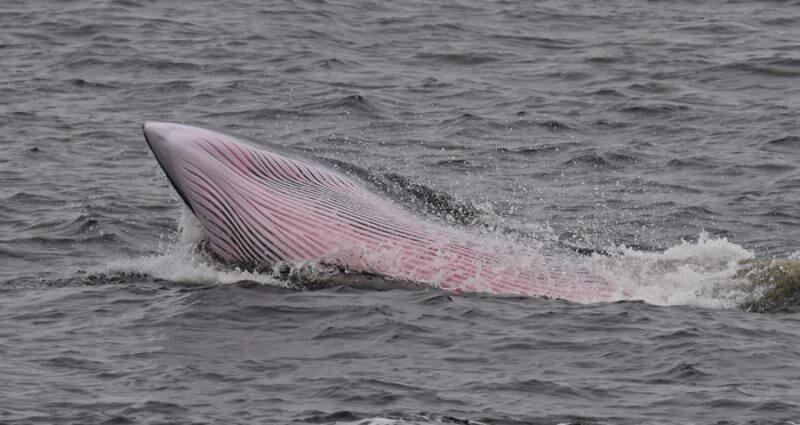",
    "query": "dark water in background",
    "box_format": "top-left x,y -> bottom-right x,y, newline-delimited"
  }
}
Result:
2,0 -> 800,423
